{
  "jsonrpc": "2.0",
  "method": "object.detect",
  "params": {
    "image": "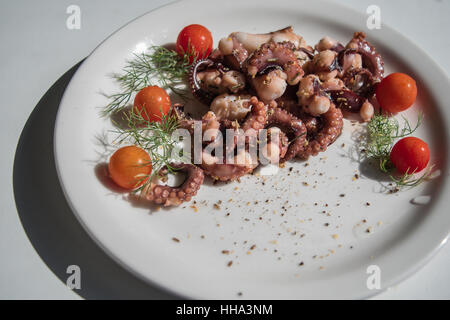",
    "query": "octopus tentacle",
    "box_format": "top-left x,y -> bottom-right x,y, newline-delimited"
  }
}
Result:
260,126 -> 289,164
266,107 -> 307,162
144,164 -> 204,207
221,26 -> 306,55
218,36 -> 249,70
345,32 -> 384,82
189,59 -> 217,104
200,97 -> 266,181
189,59 -> 245,105
326,89 -> 366,113
242,96 -> 268,133
245,41 -> 304,85
342,68 -> 376,97
315,36 -> 345,53
210,94 -> 252,121
297,103 -> 343,159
